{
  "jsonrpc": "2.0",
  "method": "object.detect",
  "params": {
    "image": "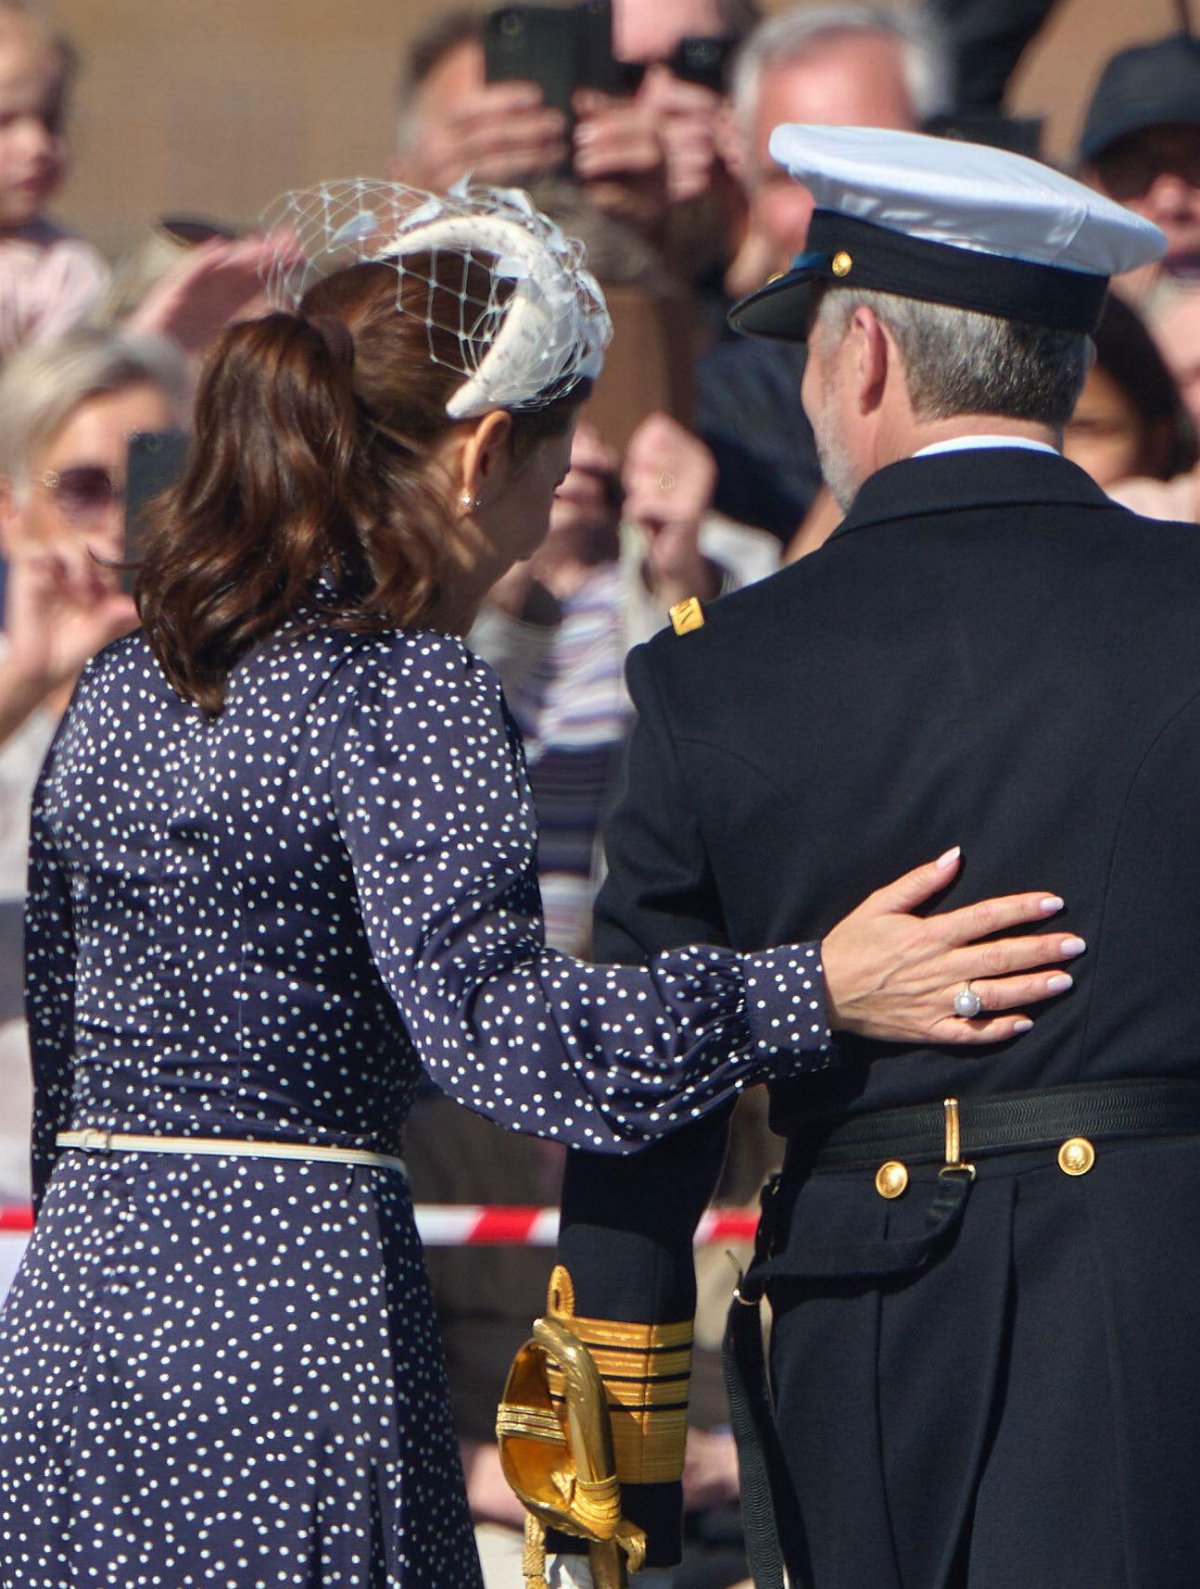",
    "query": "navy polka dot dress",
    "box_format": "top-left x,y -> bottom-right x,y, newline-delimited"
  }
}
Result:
0,623 -> 830,1587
